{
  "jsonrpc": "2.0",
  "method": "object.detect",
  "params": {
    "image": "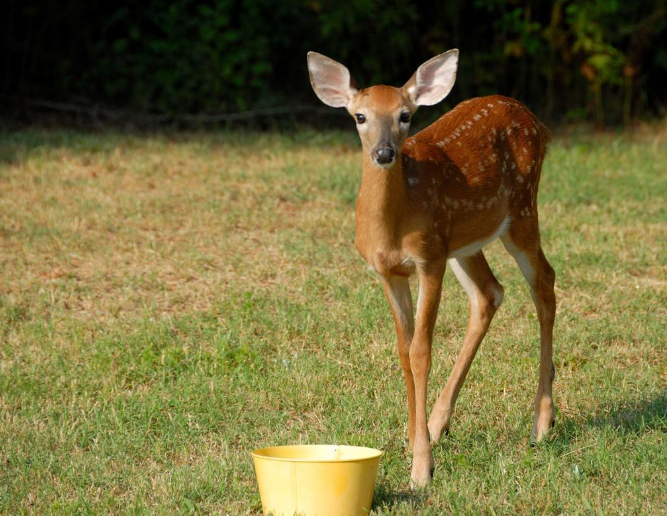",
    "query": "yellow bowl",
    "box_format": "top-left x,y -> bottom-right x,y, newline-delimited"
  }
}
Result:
251,444 -> 383,516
